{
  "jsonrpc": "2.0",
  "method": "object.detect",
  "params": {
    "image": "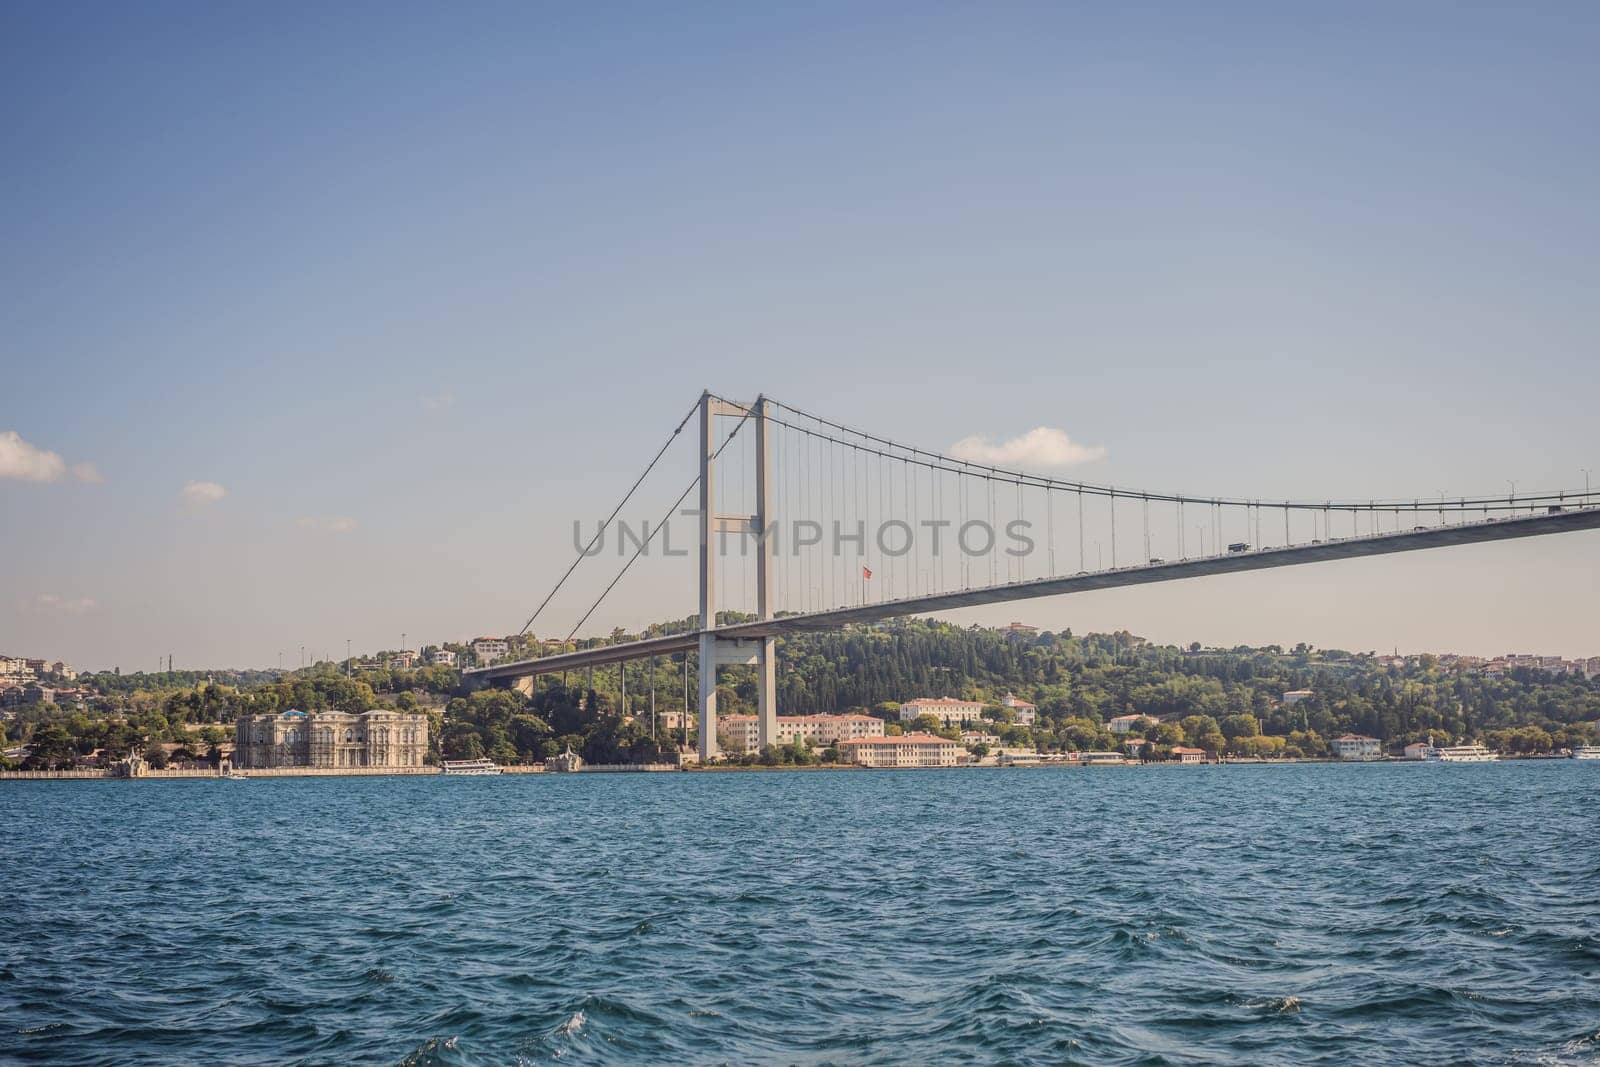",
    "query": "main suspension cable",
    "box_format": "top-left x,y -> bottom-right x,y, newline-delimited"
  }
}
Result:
518,397 -> 700,636
564,402 -> 756,641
